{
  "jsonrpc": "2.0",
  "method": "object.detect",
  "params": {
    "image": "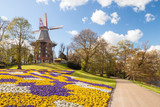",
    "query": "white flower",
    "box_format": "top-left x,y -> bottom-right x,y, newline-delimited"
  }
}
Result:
54,100 -> 83,107
0,84 -> 31,93
32,72 -> 42,75
8,72 -> 24,74
74,82 -> 111,93
23,78 -> 42,80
